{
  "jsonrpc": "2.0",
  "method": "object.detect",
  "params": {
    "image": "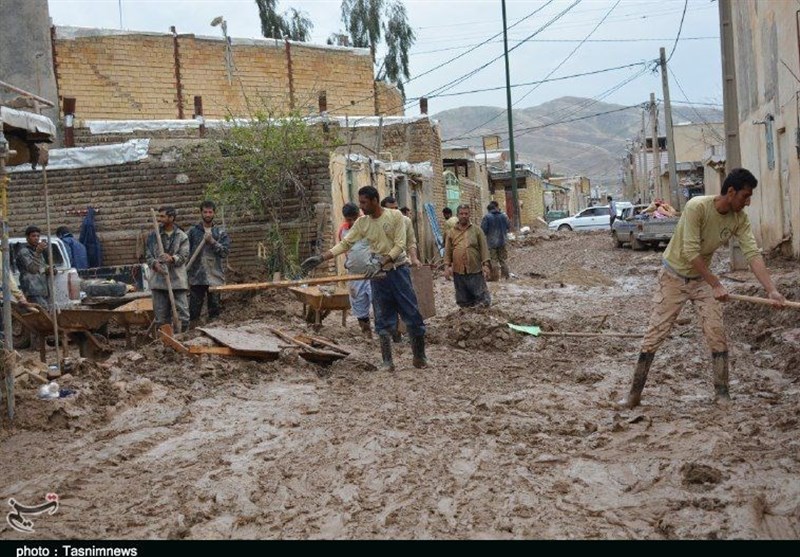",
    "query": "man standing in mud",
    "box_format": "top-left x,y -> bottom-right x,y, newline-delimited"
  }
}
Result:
621,168 -> 786,408
481,200 -> 511,280
445,204 -> 492,308
16,226 -> 51,308
146,206 -> 190,333
188,200 -> 231,324
301,186 -> 427,371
